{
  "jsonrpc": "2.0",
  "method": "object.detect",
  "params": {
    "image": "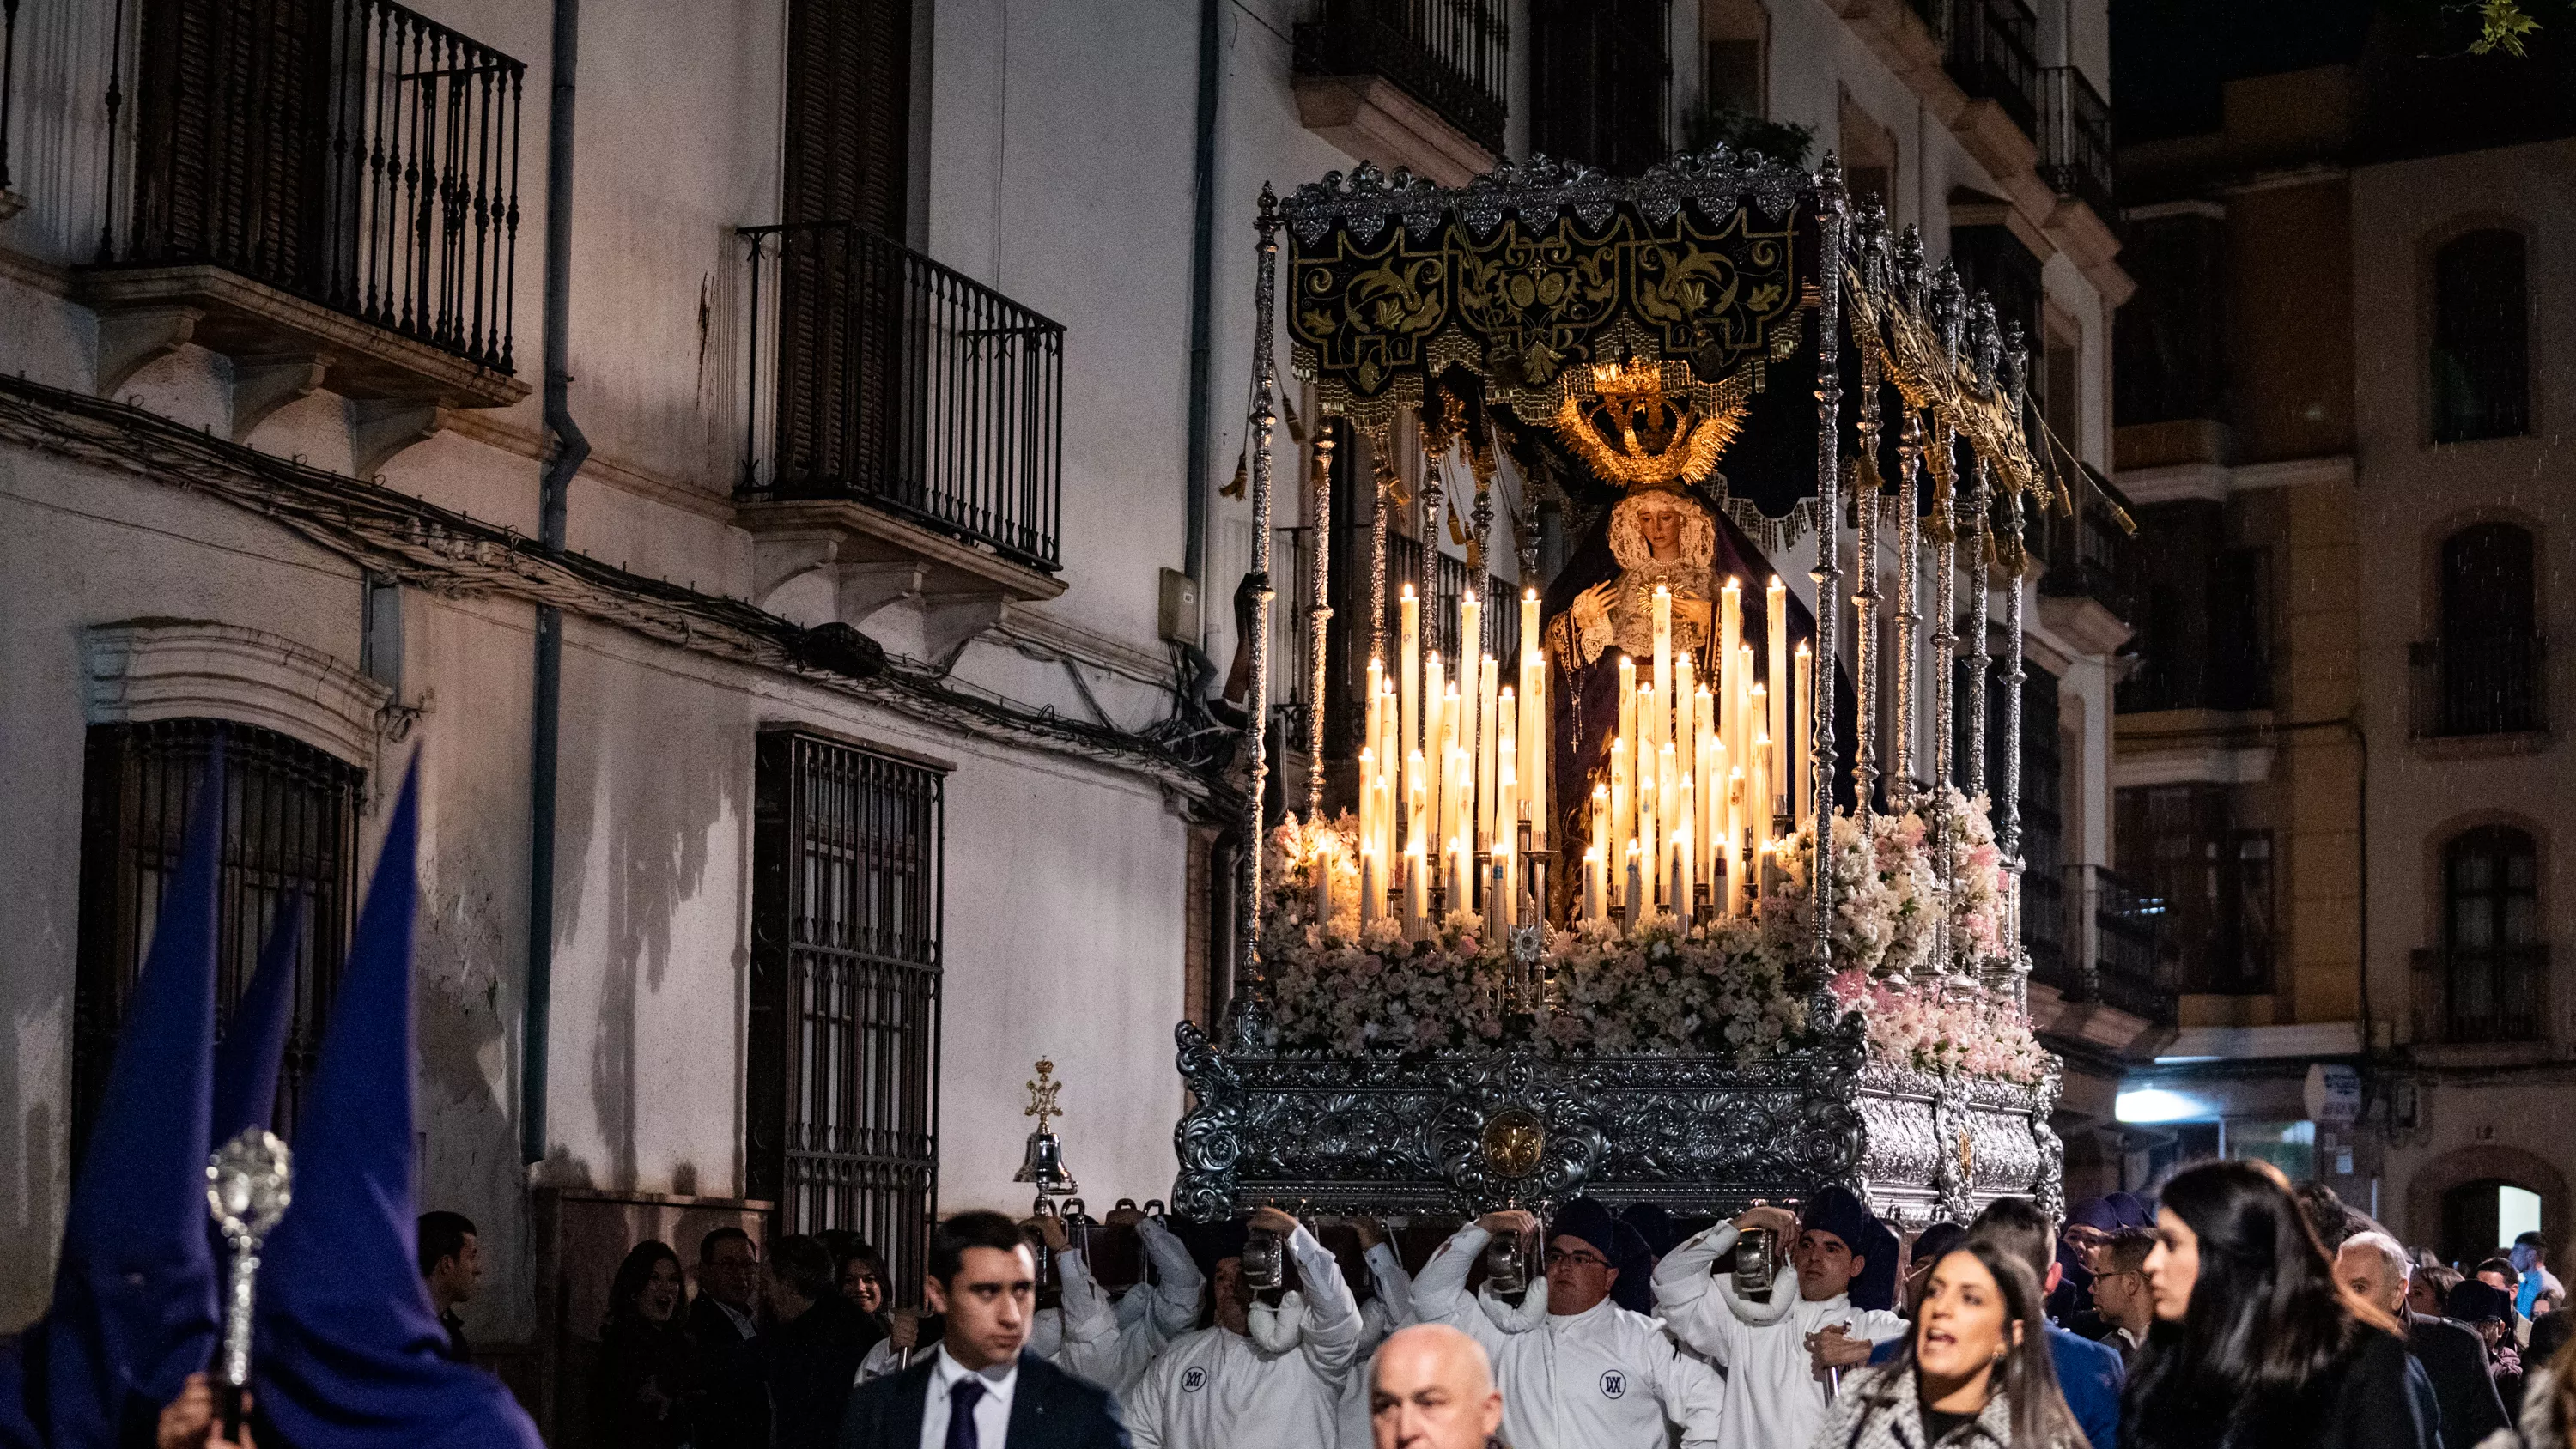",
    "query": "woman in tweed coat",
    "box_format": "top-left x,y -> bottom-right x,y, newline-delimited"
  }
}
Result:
1812,1240 -> 2082,1449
